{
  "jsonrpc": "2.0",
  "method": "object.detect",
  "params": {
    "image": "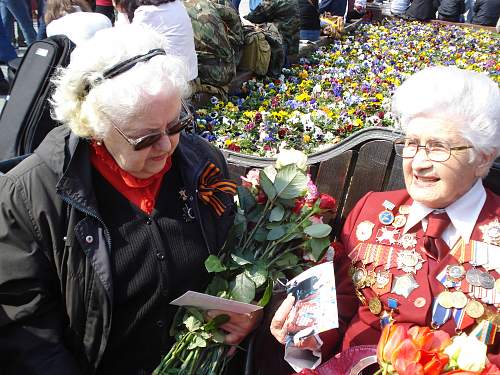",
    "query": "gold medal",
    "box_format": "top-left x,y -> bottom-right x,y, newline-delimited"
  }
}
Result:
465,300 -> 485,319
368,297 -> 382,315
352,267 -> 368,289
437,291 -> 454,309
392,214 -> 407,229
451,291 -> 468,309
